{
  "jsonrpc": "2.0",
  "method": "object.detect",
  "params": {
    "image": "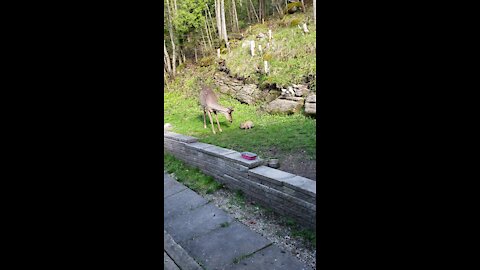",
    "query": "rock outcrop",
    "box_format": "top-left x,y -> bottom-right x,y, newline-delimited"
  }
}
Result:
265,98 -> 304,114
214,72 -> 263,105
213,62 -> 315,115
